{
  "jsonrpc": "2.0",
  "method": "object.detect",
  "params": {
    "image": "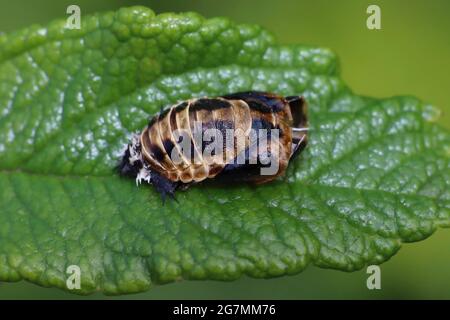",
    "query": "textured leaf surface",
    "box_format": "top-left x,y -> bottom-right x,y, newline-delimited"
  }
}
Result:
0,7 -> 449,294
